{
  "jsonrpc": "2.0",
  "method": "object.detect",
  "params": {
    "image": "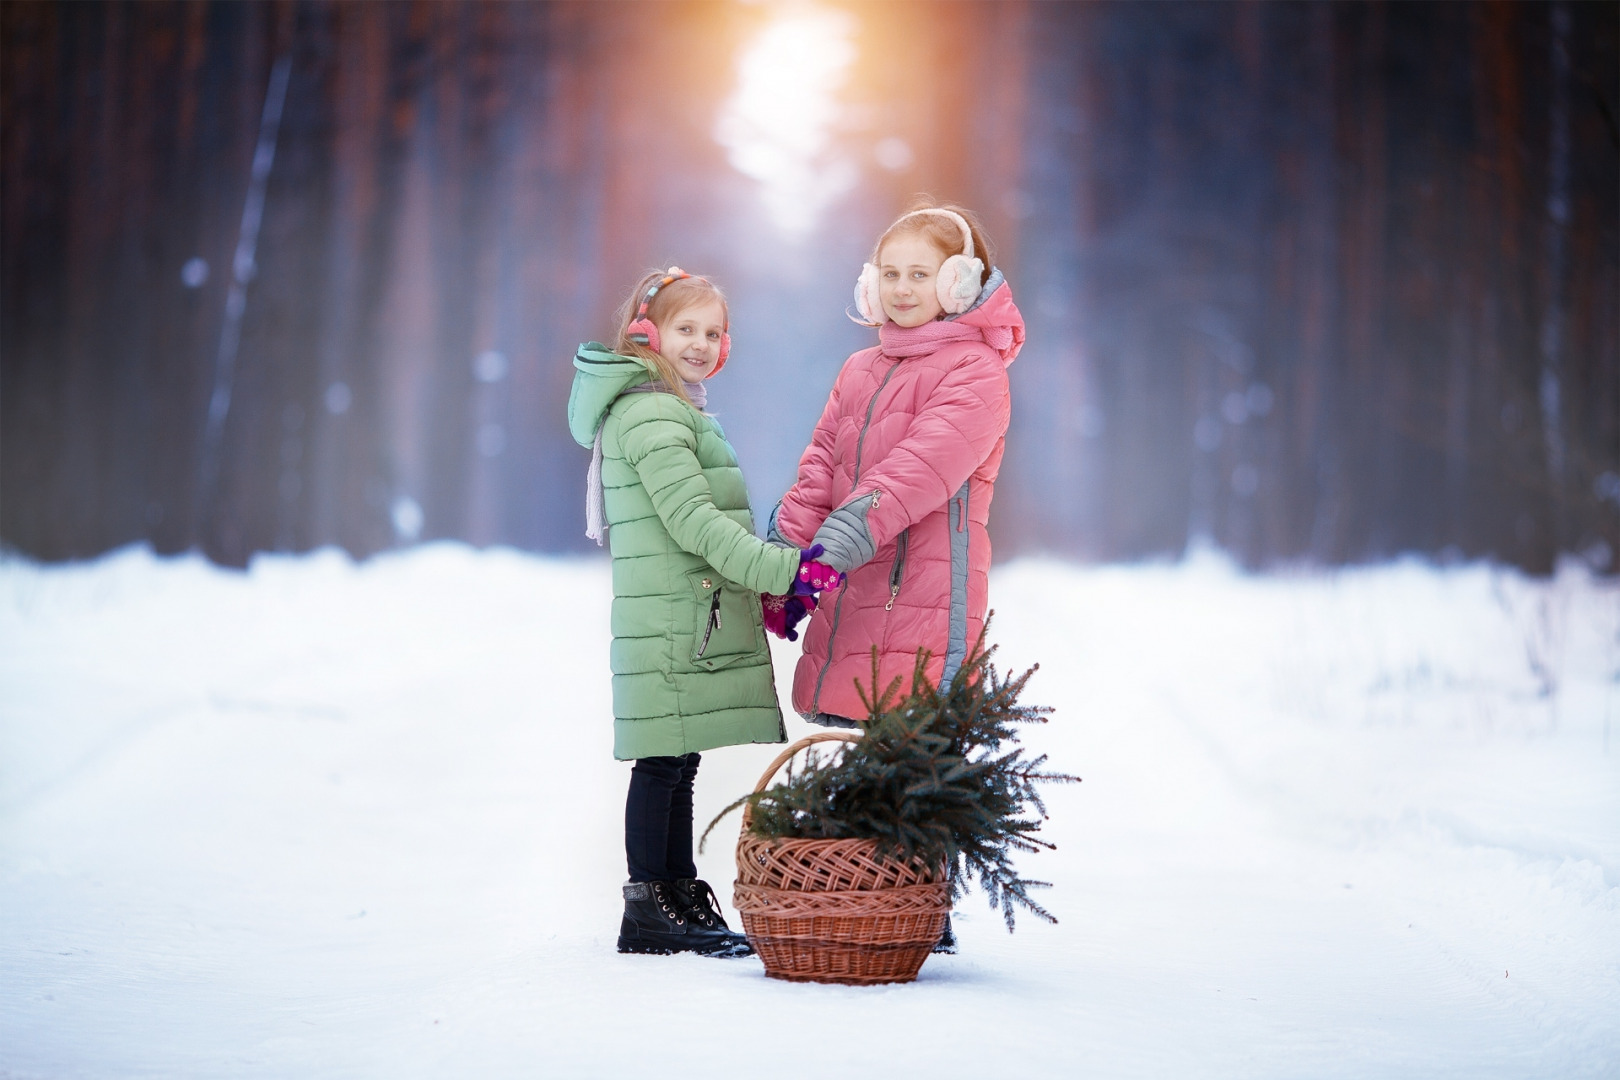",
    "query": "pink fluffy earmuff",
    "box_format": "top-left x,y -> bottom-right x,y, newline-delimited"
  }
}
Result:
853,209 -> 987,325
626,267 -> 732,375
